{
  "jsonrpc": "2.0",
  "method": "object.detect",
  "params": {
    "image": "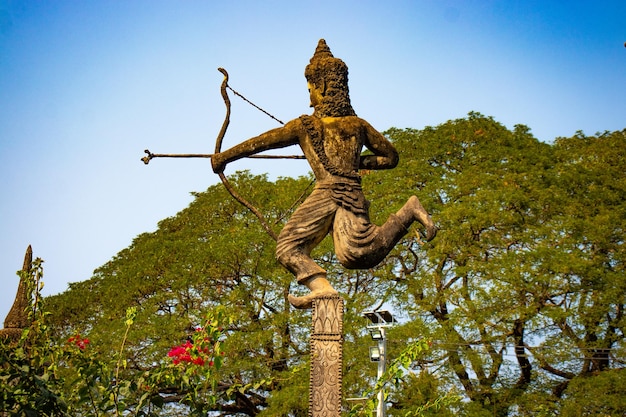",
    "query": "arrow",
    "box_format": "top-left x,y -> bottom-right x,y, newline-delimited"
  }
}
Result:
141,149 -> 305,165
